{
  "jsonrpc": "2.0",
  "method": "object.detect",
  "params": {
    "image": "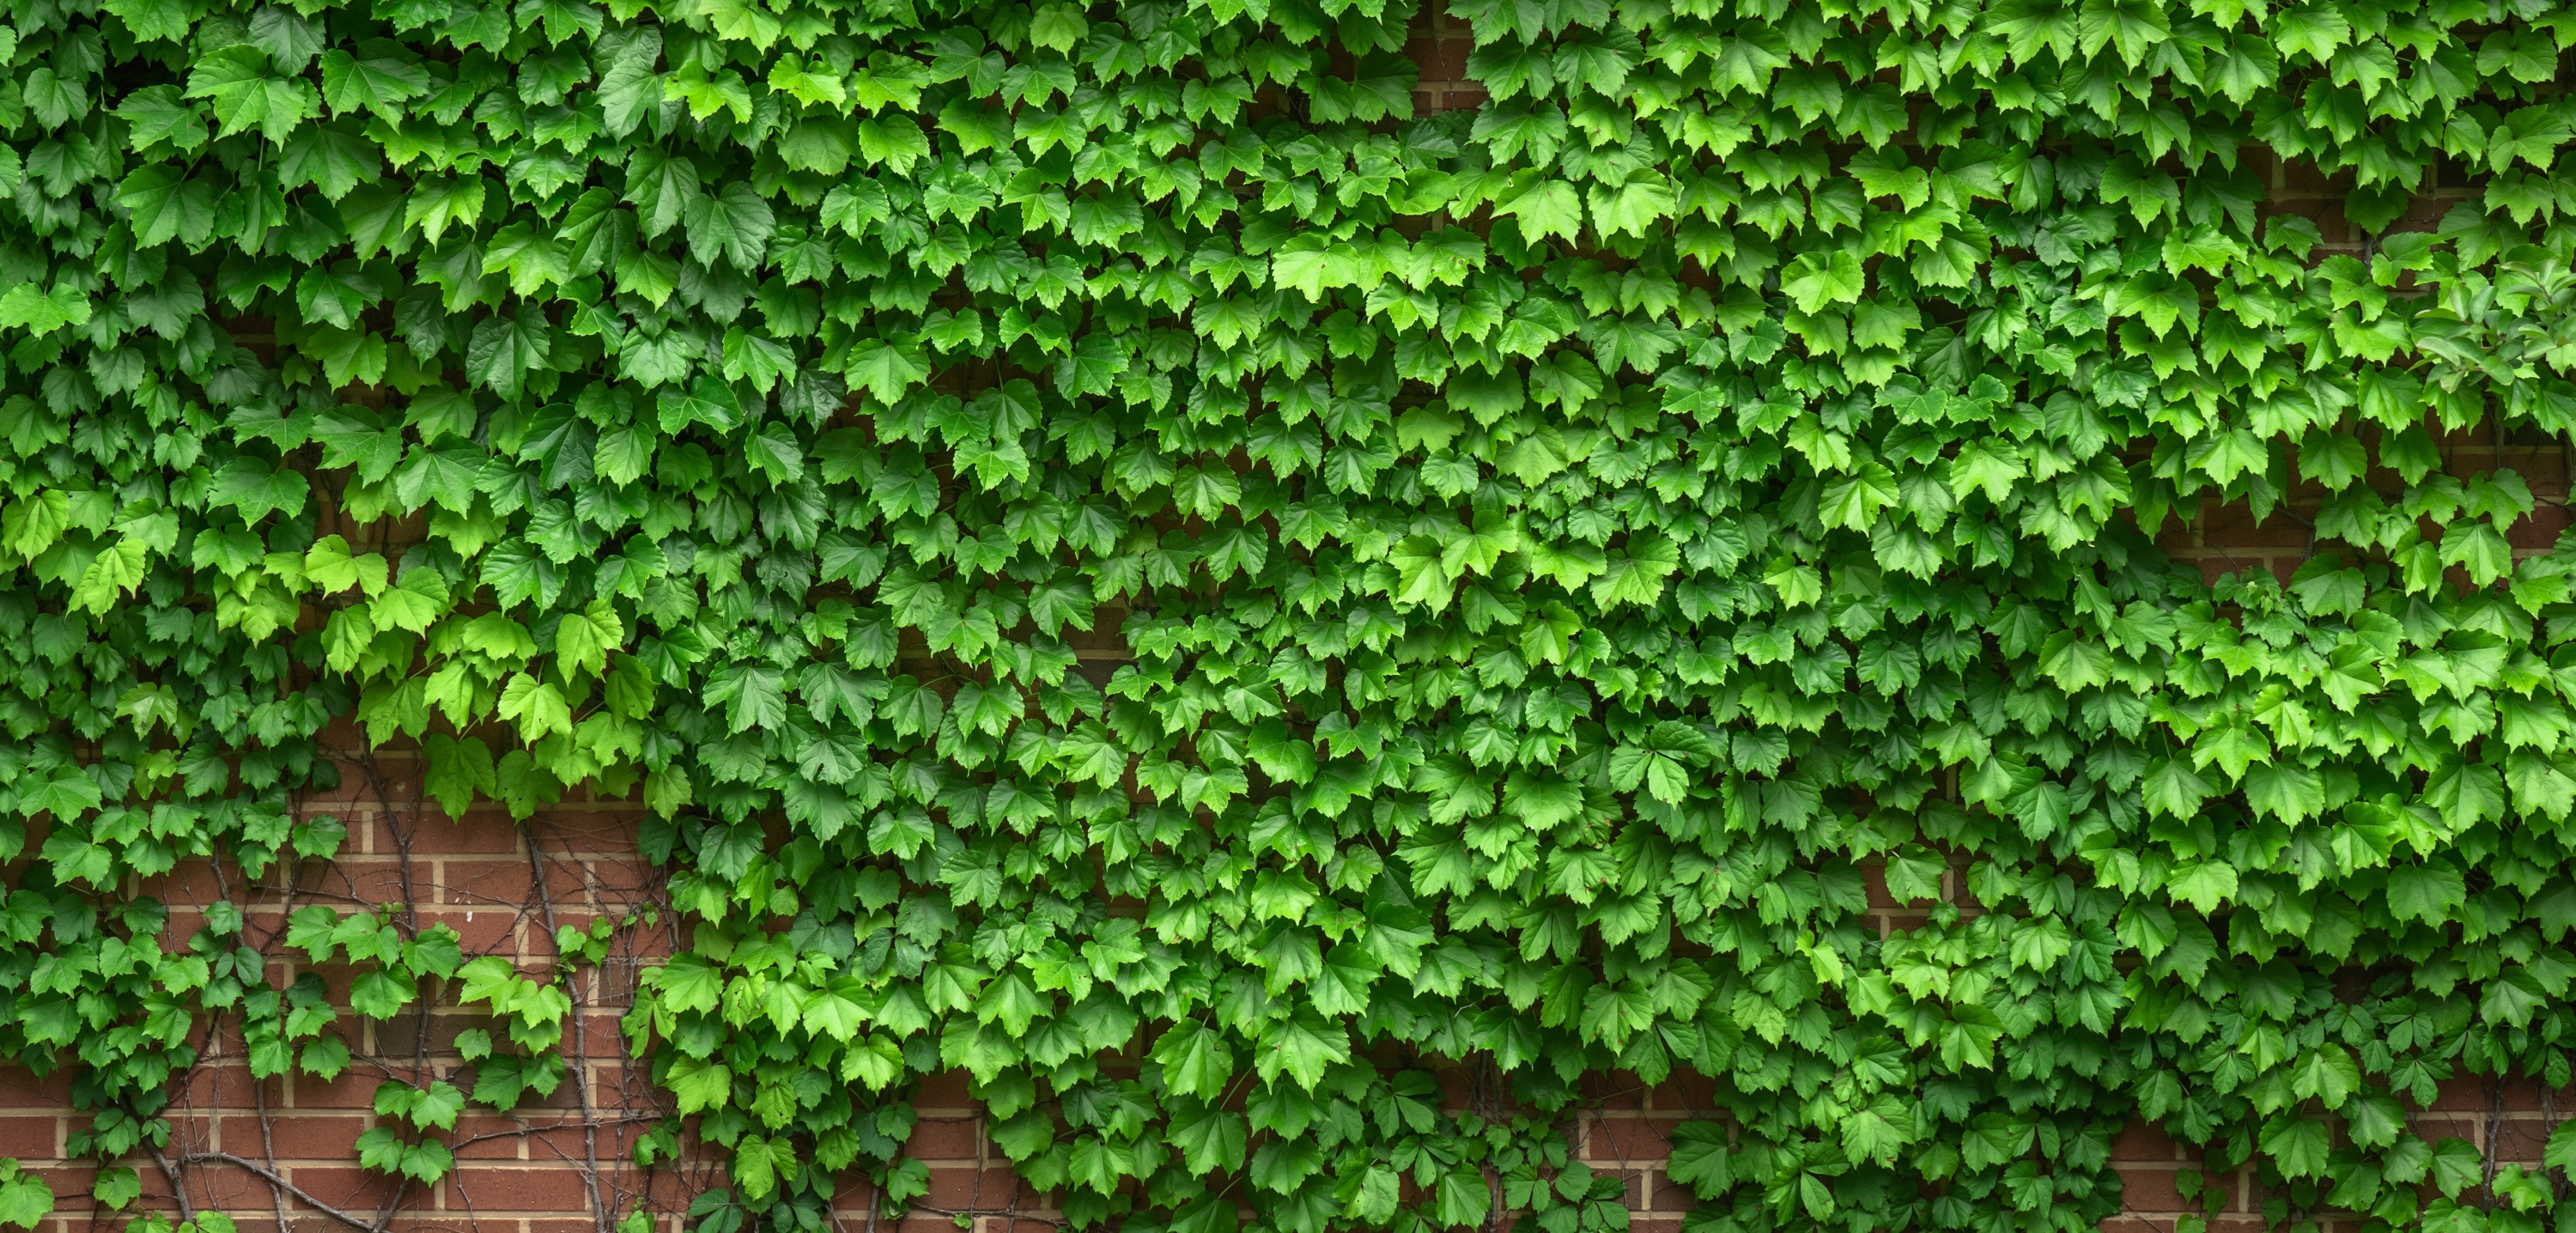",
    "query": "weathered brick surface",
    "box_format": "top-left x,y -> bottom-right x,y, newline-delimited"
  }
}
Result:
0,737 -> 697,1233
